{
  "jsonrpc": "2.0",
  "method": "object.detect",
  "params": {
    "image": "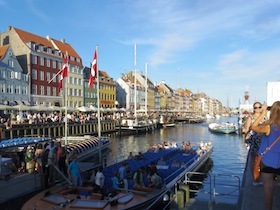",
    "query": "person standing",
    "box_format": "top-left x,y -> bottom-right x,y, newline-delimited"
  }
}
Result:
251,102 -> 280,210
245,101 -> 266,186
118,162 -> 128,192
95,167 -> 105,198
68,155 -> 82,187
